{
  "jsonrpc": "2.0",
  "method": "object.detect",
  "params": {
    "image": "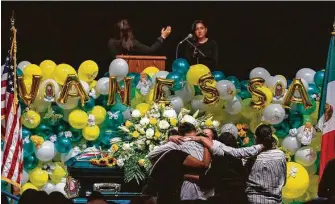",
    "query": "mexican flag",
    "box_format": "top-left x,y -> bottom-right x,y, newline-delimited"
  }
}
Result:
318,31 -> 335,179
